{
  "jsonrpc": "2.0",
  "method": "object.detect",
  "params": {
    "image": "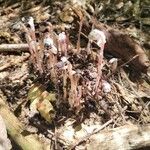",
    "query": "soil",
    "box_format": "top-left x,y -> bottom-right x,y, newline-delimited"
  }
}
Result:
0,1 -> 149,149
